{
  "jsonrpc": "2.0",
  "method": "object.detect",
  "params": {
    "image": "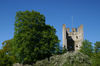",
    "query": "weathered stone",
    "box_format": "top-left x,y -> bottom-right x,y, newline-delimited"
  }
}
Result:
13,63 -> 23,66
62,24 -> 84,51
